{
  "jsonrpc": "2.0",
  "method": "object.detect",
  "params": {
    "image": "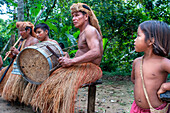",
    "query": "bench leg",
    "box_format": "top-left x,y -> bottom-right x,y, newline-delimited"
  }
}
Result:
87,85 -> 96,113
